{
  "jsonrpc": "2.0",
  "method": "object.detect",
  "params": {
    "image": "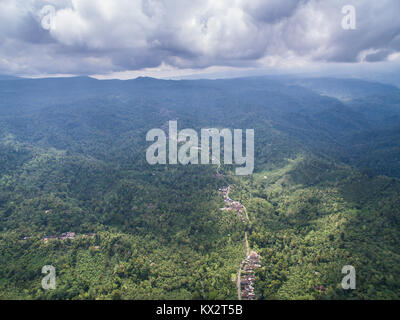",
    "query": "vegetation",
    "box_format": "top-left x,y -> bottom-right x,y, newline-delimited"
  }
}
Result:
0,75 -> 400,299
